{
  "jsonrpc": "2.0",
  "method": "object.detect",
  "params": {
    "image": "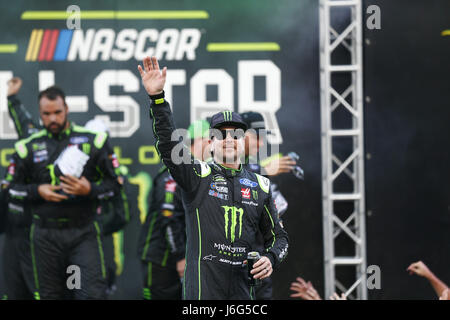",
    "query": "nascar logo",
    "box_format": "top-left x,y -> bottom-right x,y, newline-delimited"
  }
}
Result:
25,28 -> 201,62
